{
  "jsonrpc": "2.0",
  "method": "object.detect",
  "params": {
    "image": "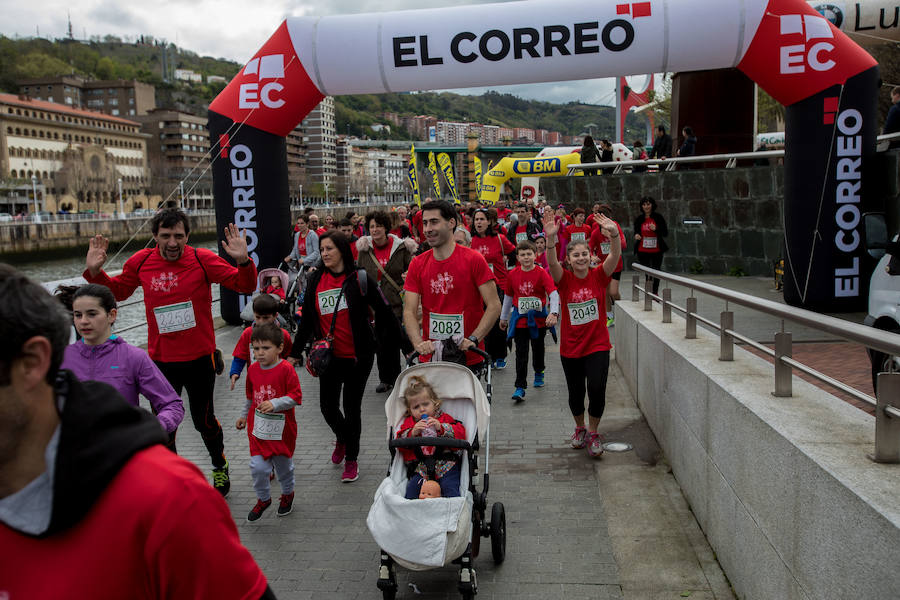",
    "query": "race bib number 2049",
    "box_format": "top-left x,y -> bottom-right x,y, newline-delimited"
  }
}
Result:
568,299 -> 599,326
